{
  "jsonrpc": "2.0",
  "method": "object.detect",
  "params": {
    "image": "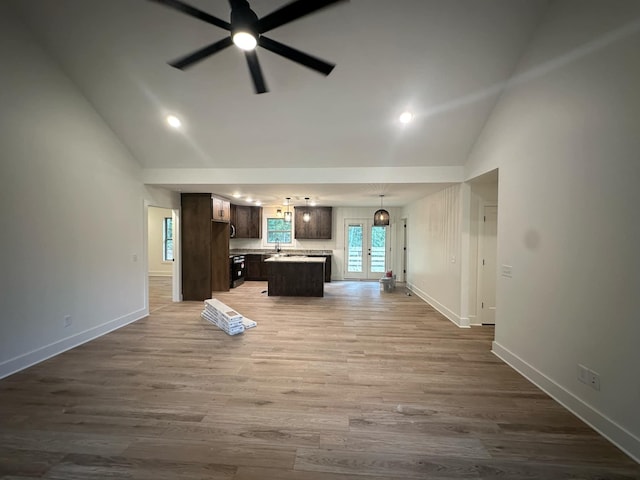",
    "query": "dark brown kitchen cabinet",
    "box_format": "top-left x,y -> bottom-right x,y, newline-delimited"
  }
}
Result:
312,255 -> 332,282
181,193 -> 229,300
246,254 -> 269,280
212,196 -> 230,223
231,204 -> 262,238
294,206 -> 332,239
